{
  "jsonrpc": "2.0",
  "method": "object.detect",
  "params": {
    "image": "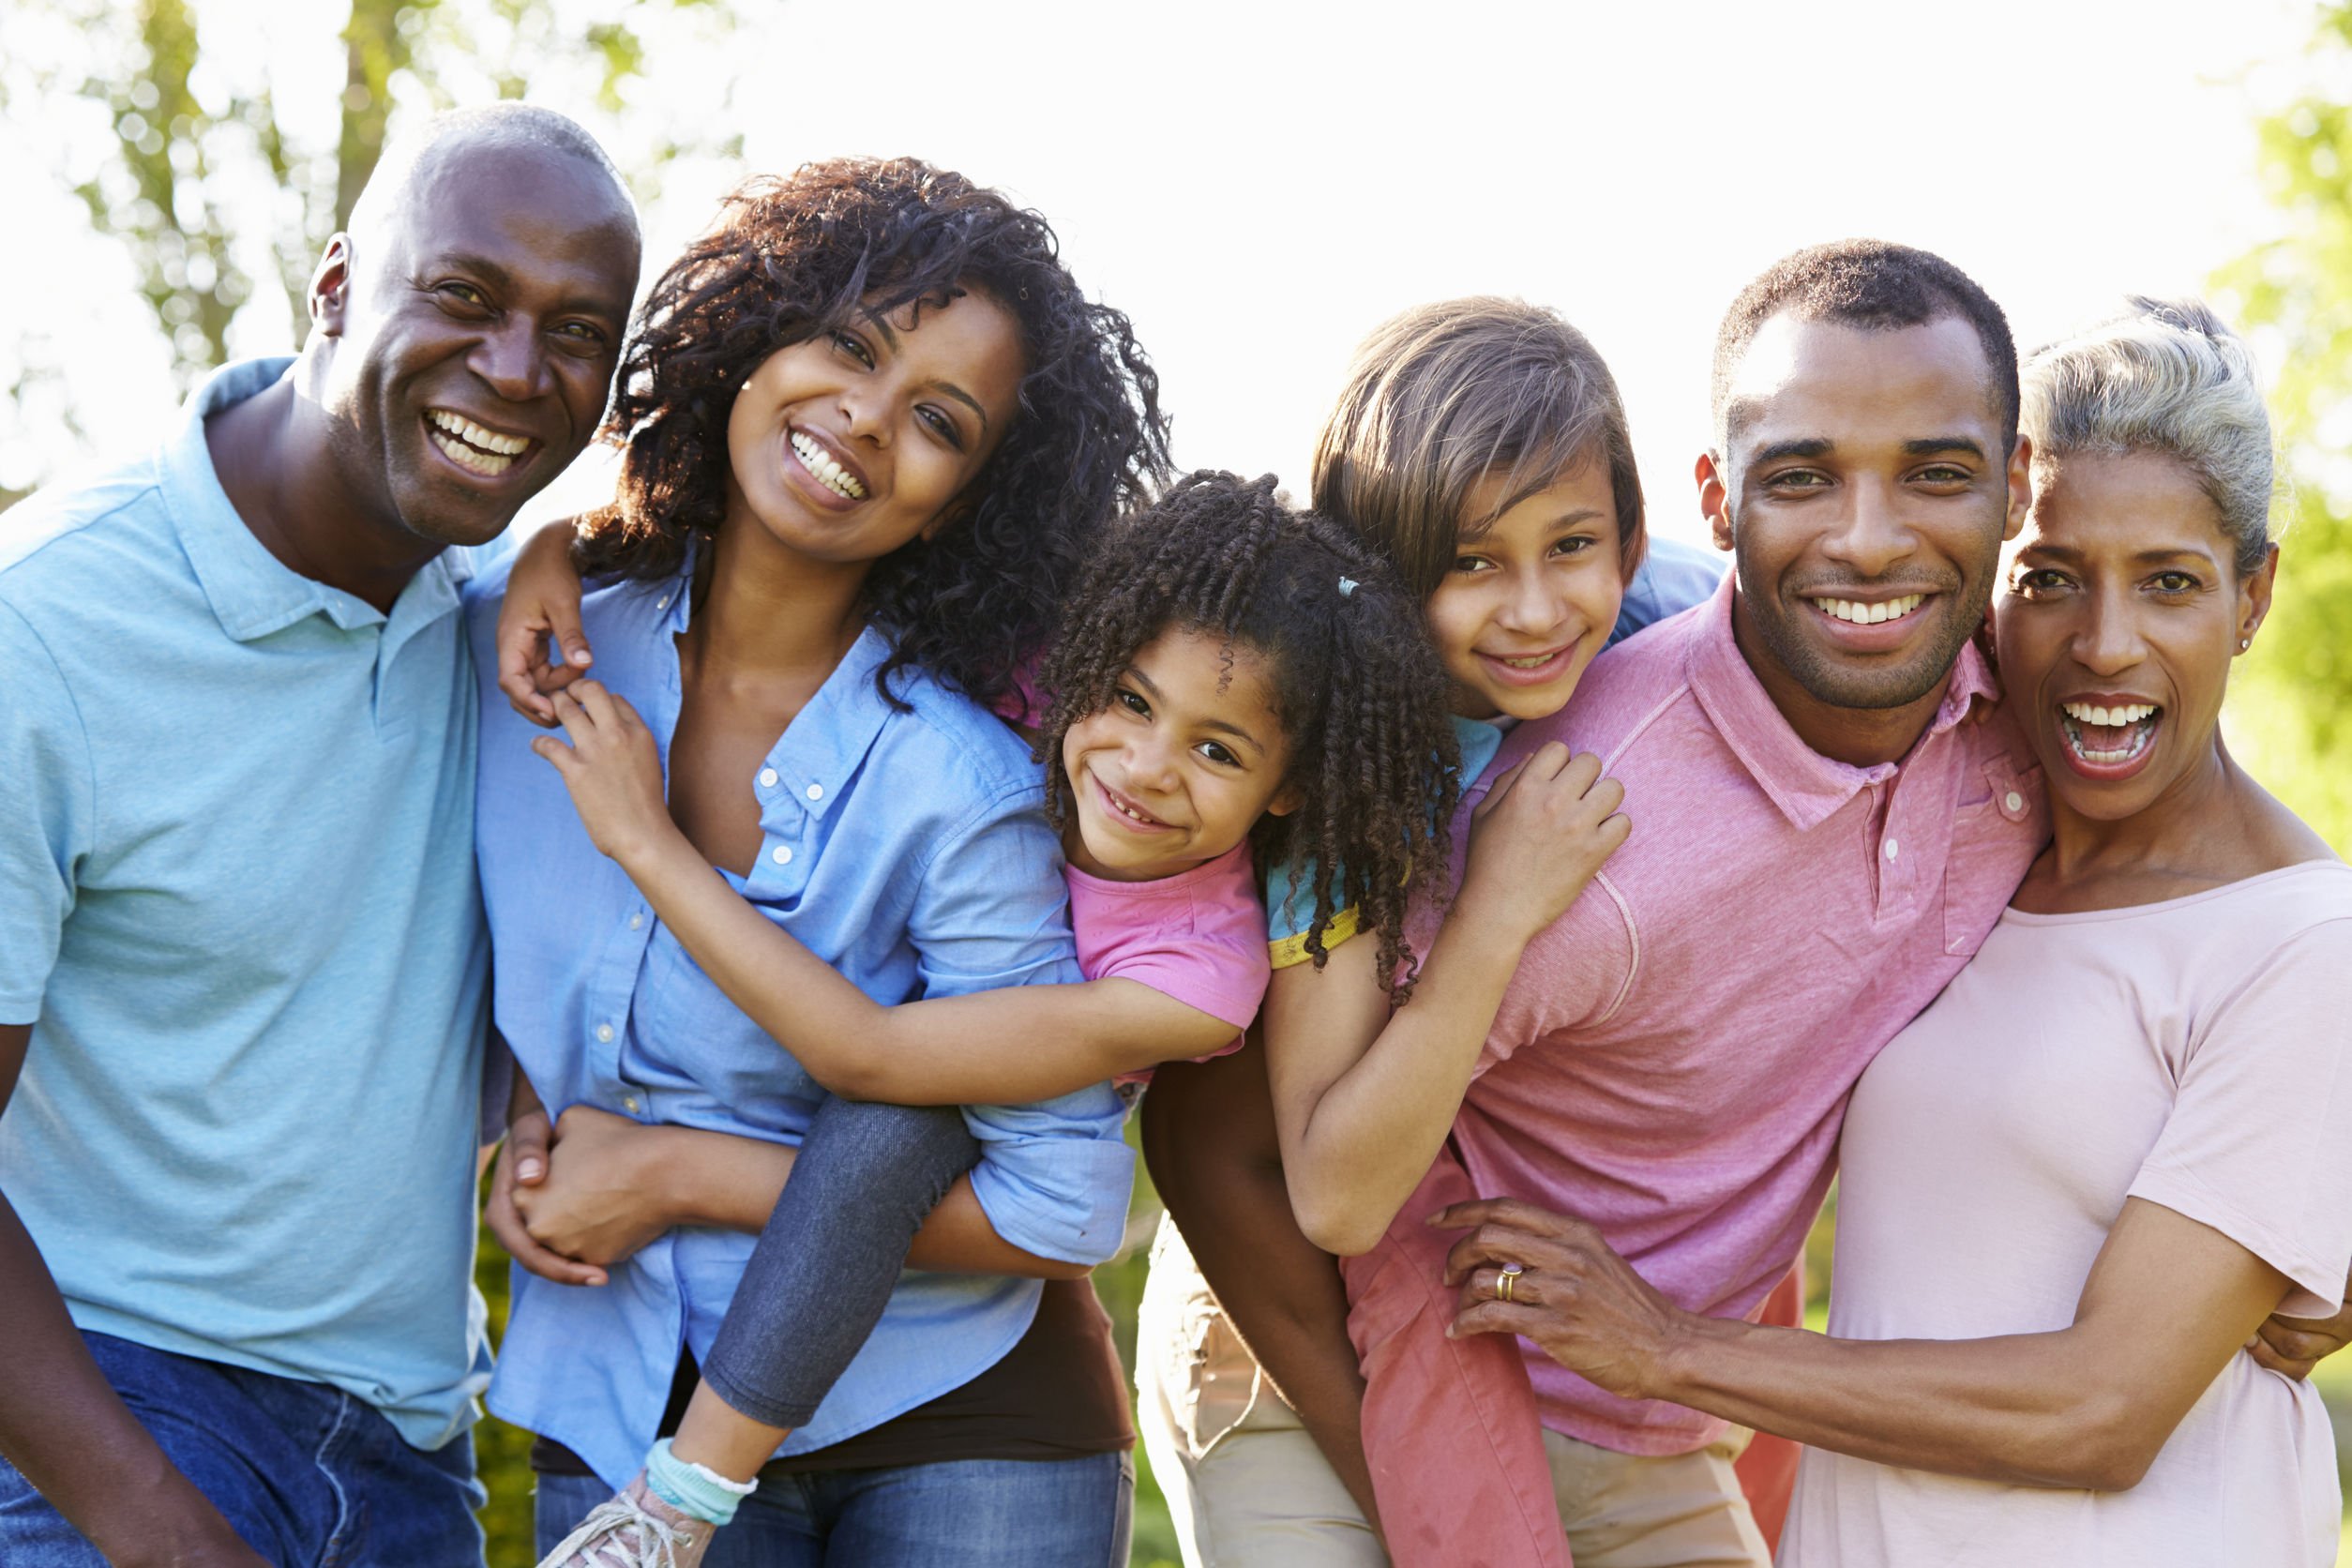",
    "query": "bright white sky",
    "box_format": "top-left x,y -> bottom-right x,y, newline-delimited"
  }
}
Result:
0,0 -> 2322,551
